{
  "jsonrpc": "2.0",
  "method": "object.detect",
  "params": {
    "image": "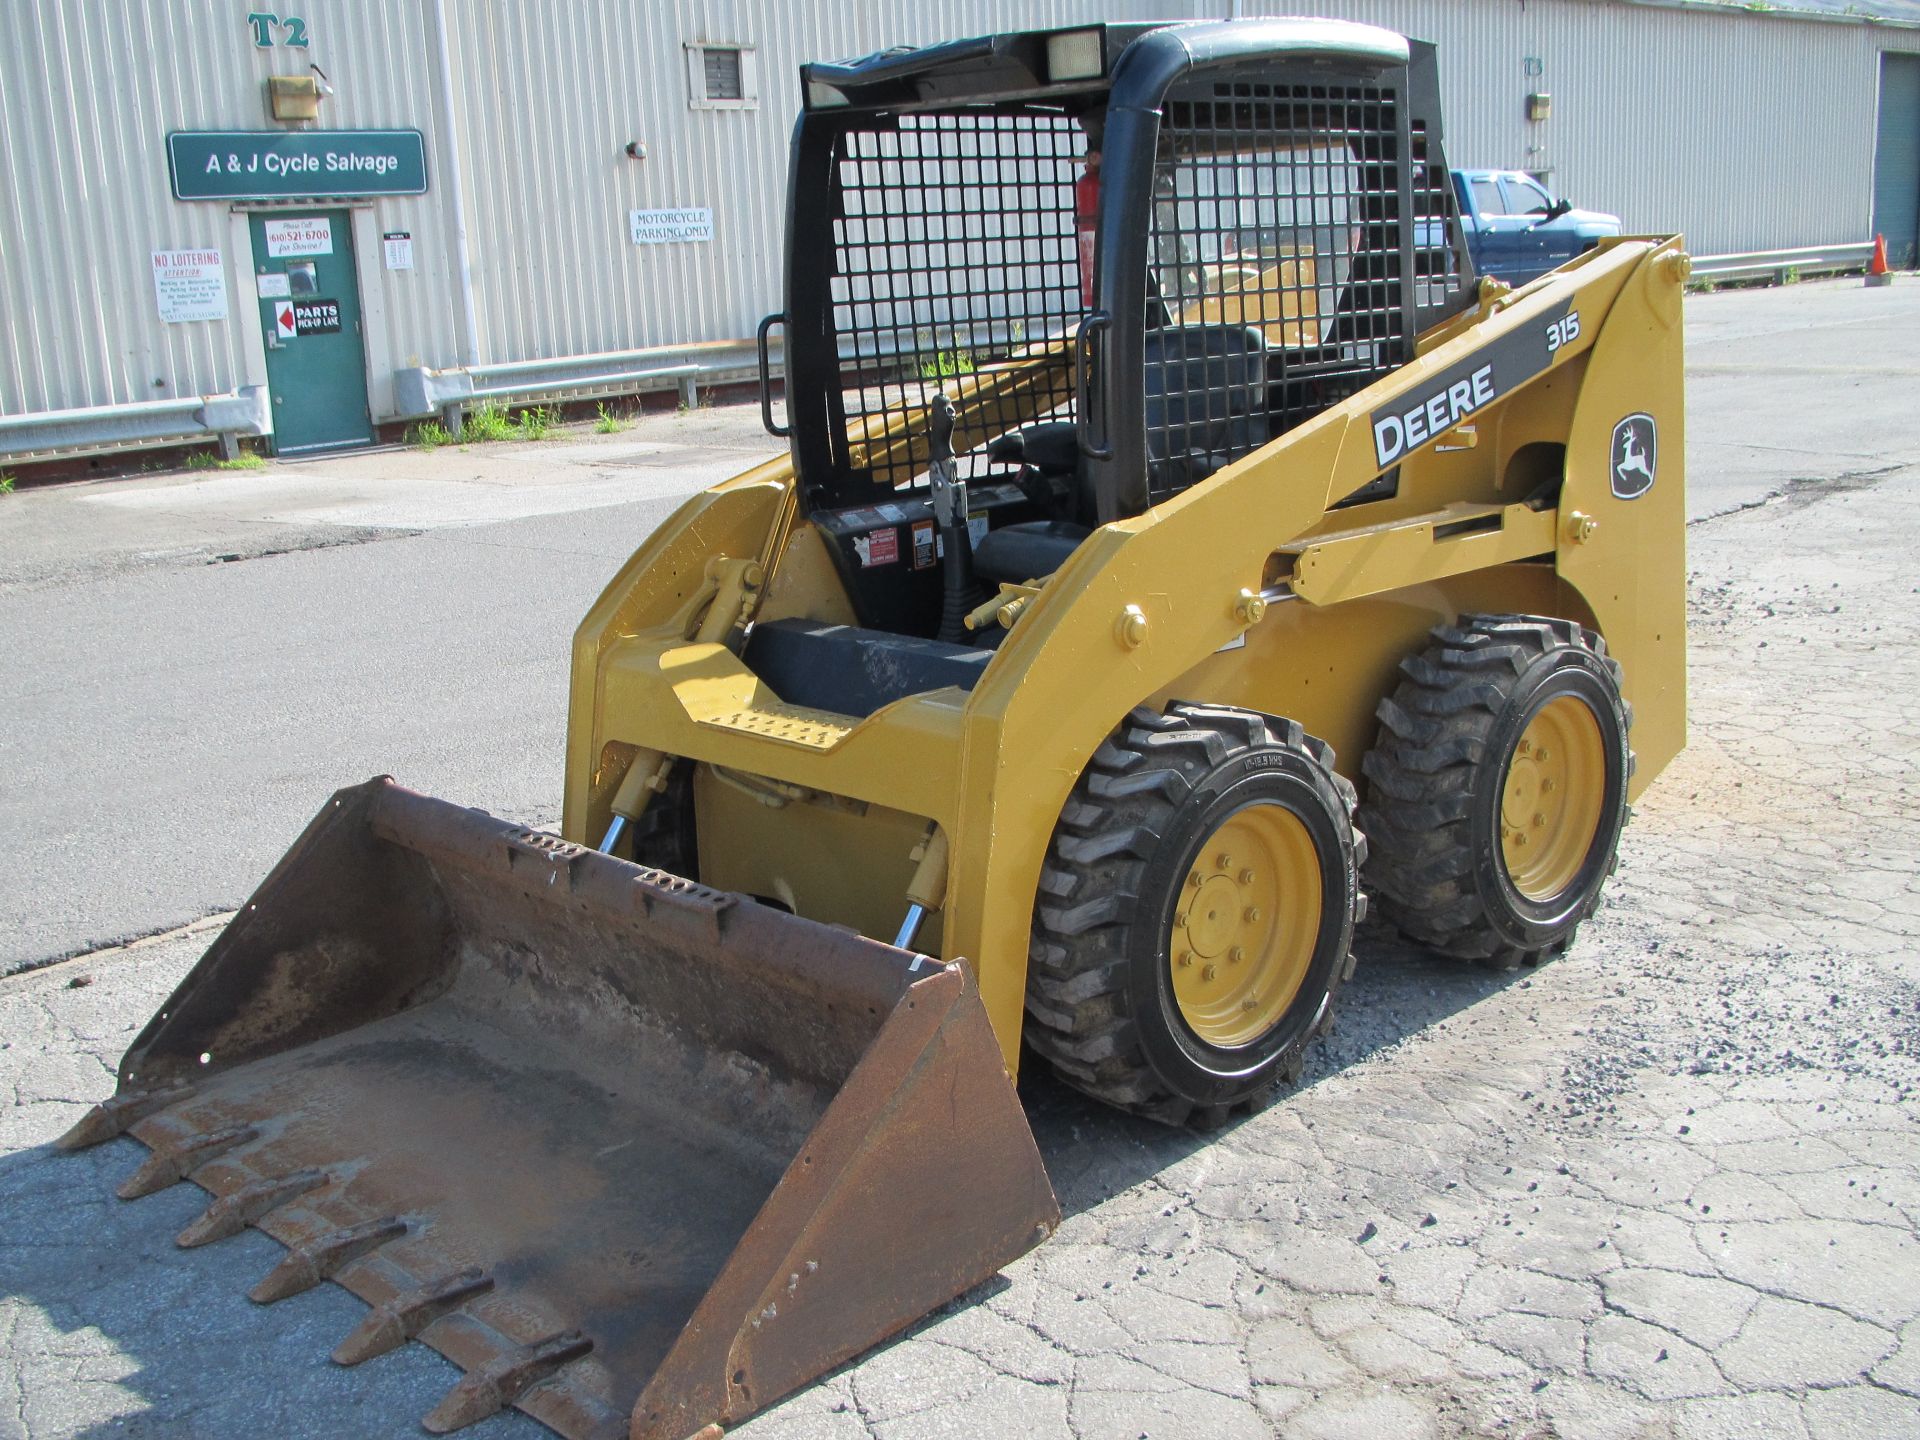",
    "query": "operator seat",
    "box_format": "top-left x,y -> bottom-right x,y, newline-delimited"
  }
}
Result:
972,324 -> 1270,585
